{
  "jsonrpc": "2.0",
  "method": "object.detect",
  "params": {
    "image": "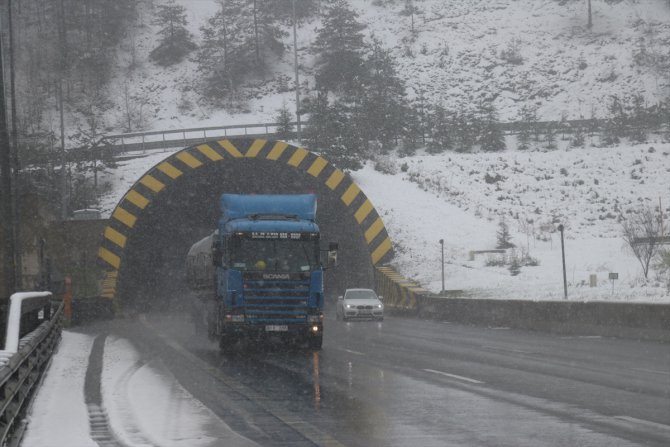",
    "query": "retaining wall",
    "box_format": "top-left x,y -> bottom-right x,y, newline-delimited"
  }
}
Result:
375,266 -> 670,342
